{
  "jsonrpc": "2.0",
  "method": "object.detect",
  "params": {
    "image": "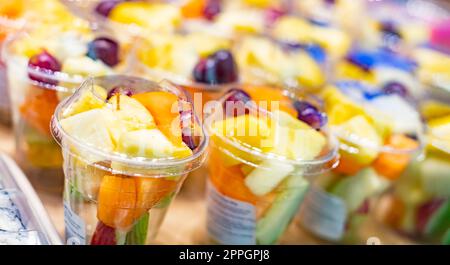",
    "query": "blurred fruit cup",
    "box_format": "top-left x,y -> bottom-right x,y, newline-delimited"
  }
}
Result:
2,28 -> 128,193
0,13 -> 26,125
233,35 -> 328,95
51,75 -> 208,245
367,97 -> 450,245
203,88 -> 339,245
298,82 -> 426,244
60,0 -> 183,41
